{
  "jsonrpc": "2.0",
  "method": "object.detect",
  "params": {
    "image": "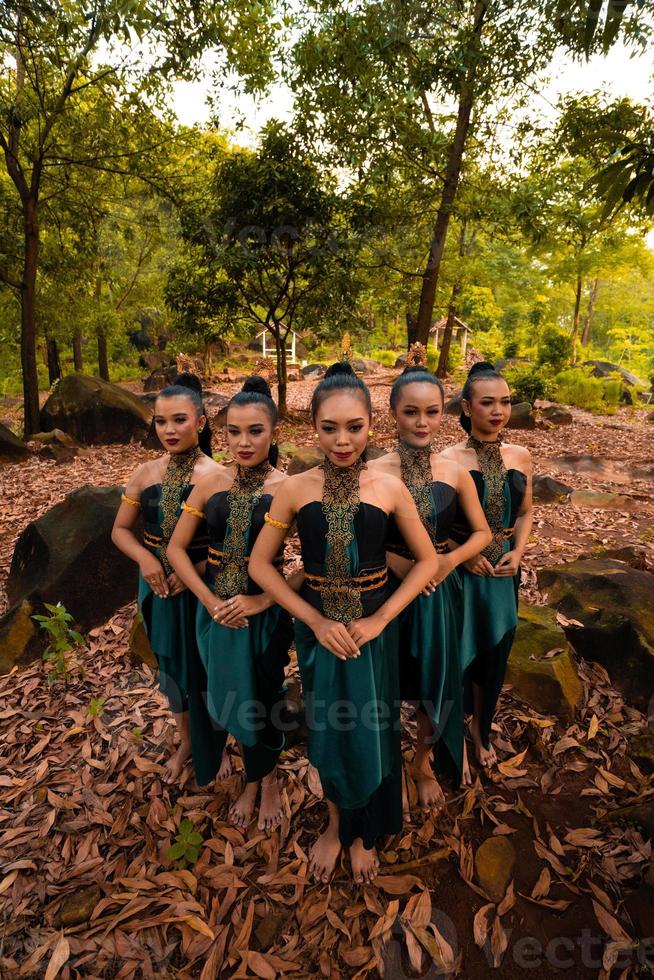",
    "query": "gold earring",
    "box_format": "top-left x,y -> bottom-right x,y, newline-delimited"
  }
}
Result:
314,432 -> 319,440
368,429 -> 373,437
272,439 -> 277,446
